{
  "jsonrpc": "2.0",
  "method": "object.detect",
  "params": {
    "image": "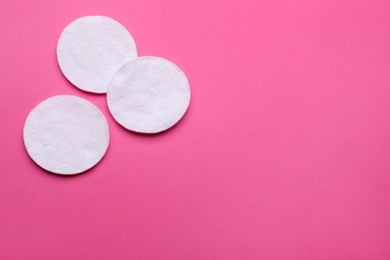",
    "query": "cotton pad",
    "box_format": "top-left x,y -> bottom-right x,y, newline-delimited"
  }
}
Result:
23,95 -> 110,175
107,56 -> 191,134
57,16 -> 137,93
